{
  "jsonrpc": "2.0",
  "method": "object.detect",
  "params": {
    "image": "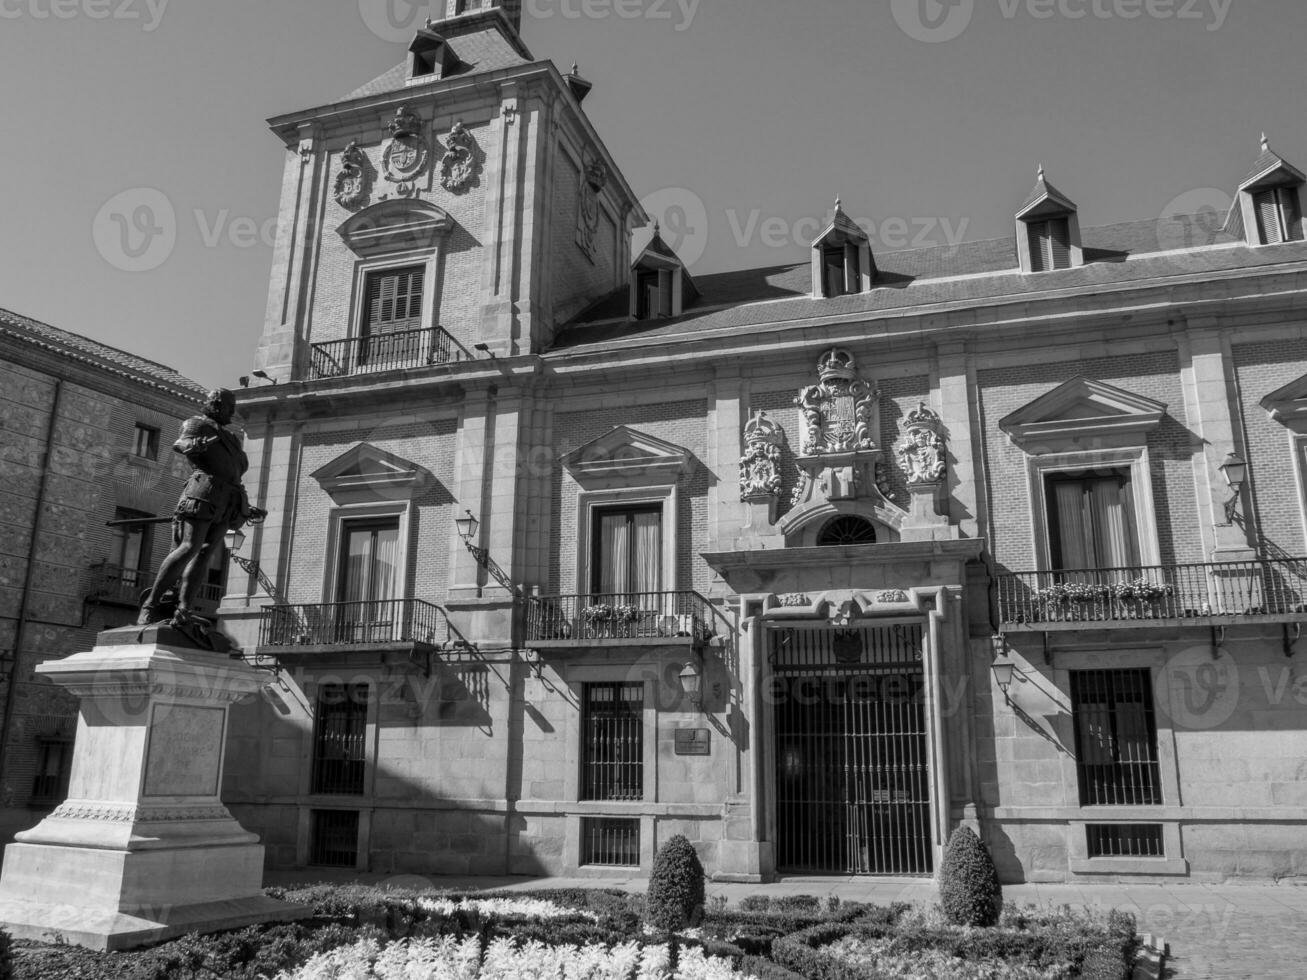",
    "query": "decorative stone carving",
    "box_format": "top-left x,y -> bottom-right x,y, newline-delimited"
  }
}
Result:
794,348 -> 879,455
576,149 -> 608,260
876,589 -> 909,603
739,410 -> 785,500
438,120 -> 480,193
780,593 -> 811,607
382,105 -> 429,184
333,140 -> 371,209
896,401 -> 947,485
